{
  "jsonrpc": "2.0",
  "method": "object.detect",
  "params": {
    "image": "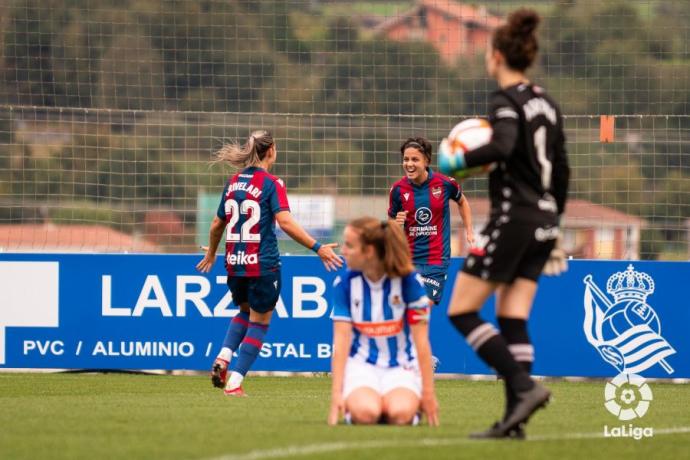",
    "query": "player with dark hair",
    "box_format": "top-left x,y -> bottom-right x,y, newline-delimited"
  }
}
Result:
439,9 -> 570,438
389,137 -> 474,307
197,130 -> 342,396
328,216 -> 439,427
